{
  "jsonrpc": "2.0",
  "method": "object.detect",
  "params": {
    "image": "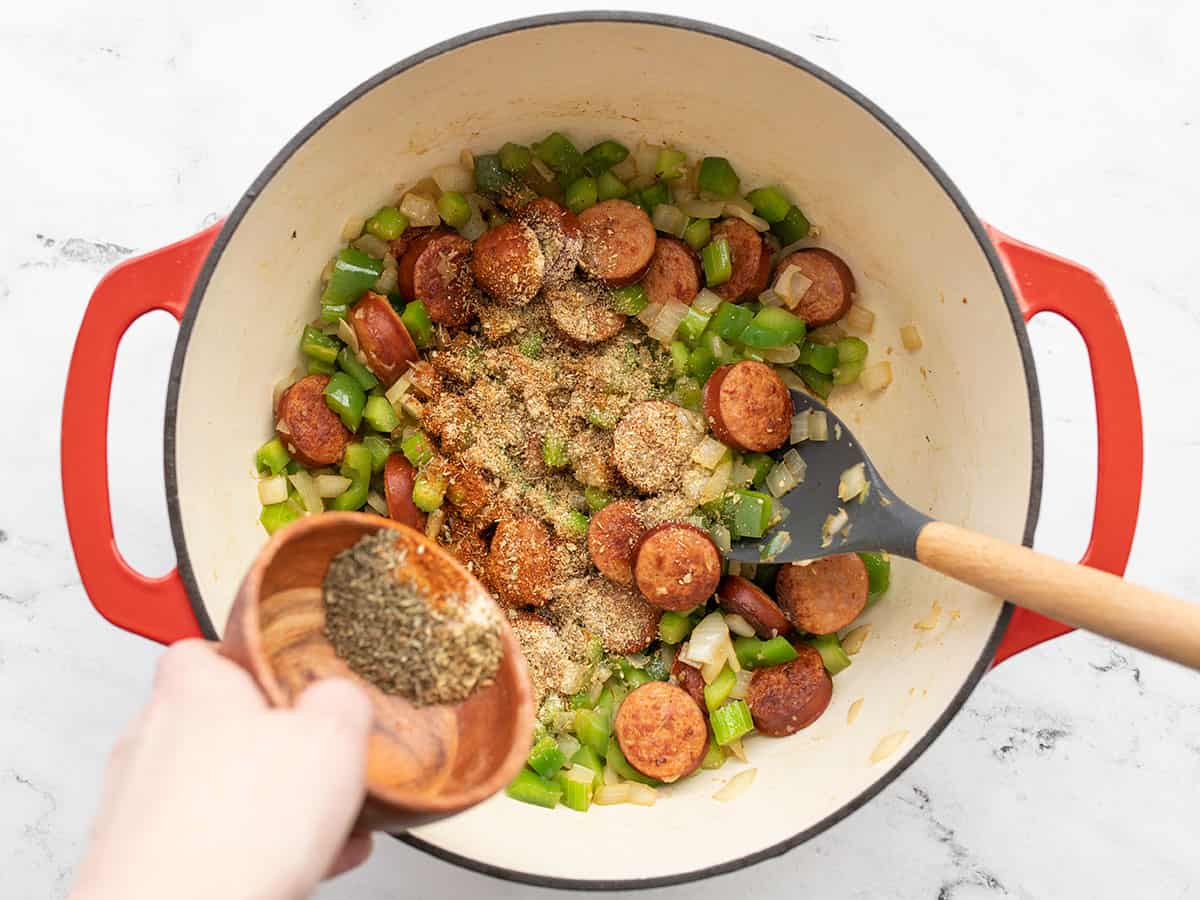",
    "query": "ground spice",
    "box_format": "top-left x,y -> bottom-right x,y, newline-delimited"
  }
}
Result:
323,530 -> 502,706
